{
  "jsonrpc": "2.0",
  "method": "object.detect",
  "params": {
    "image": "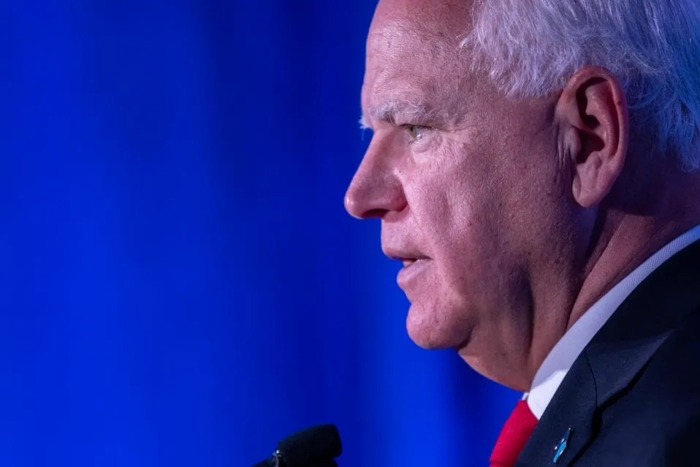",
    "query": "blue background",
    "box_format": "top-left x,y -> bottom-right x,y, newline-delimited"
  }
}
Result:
2,1 -> 518,465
